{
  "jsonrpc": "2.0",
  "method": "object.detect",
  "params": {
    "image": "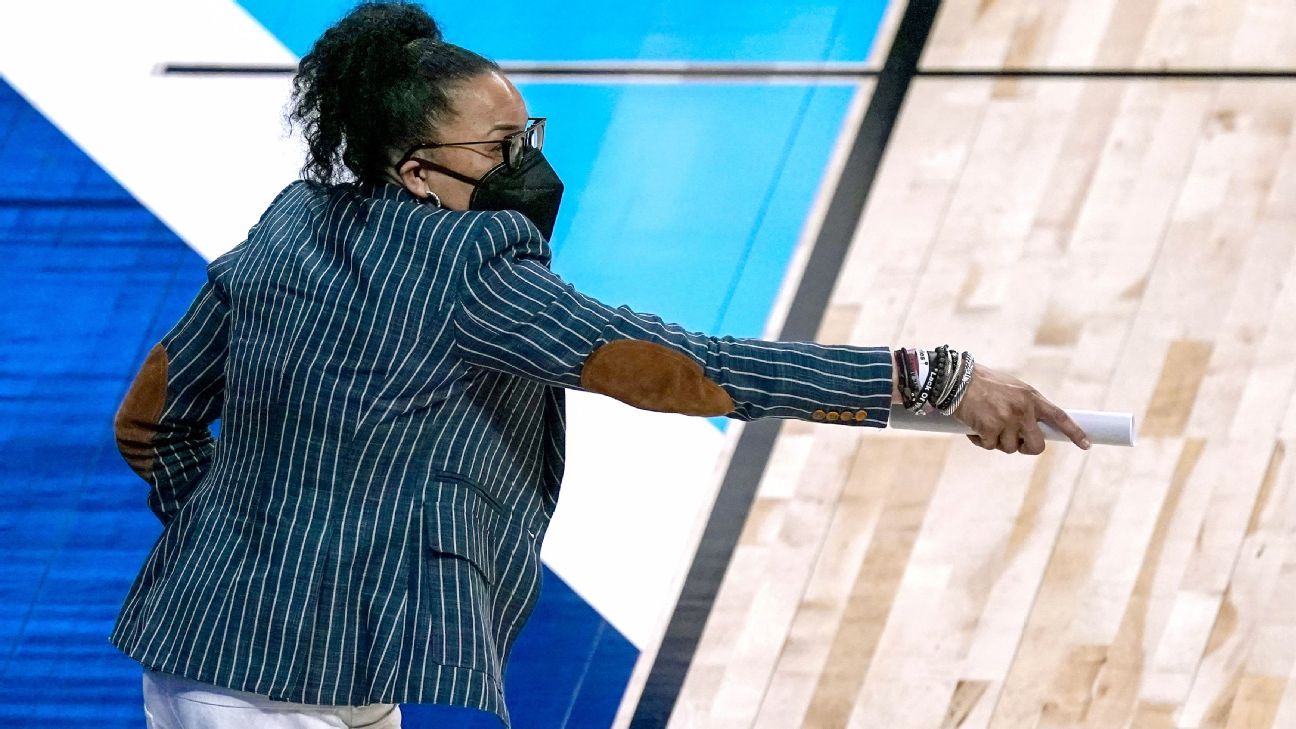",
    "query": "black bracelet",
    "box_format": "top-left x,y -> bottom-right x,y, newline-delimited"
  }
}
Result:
910,347 -> 945,414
